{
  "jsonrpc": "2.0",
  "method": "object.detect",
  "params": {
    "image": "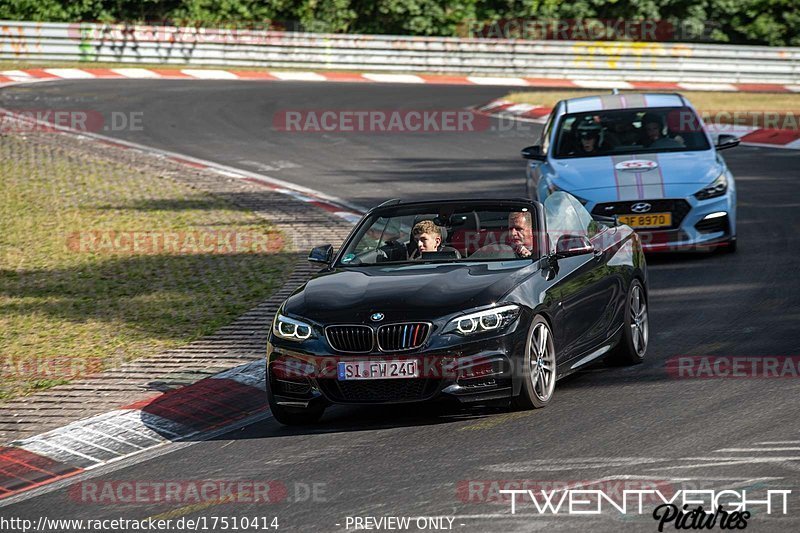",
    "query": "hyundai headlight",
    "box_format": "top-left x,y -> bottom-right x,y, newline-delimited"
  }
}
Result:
694,173 -> 728,200
273,314 -> 313,341
444,304 -> 521,336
